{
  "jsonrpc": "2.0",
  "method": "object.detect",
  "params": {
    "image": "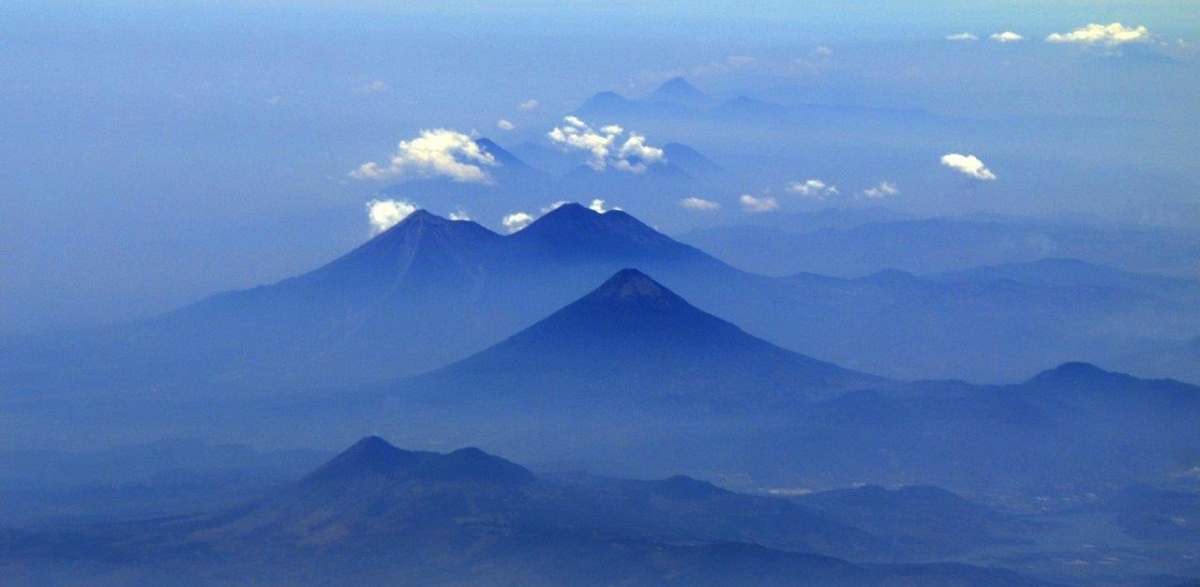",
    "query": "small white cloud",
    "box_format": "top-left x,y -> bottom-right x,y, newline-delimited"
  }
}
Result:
946,32 -> 979,41
680,197 -> 721,211
366,199 -> 418,235
517,99 -> 539,111
787,179 -> 839,200
812,46 -> 834,57
352,79 -> 388,94
540,200 -> 569,214
264,95 -> 282,105
1046,23 -> 1151,47
739,194 -> 779,213
547,116 -> 666,173
350,129 -> 497,183
448,208 -> 471,221
990,31 -> 1026,43
862,182 -> 900,199
940,153 -> 997,181
502,212 -> 534,233
588,199 -> 621,213
497,119 -> 516,131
